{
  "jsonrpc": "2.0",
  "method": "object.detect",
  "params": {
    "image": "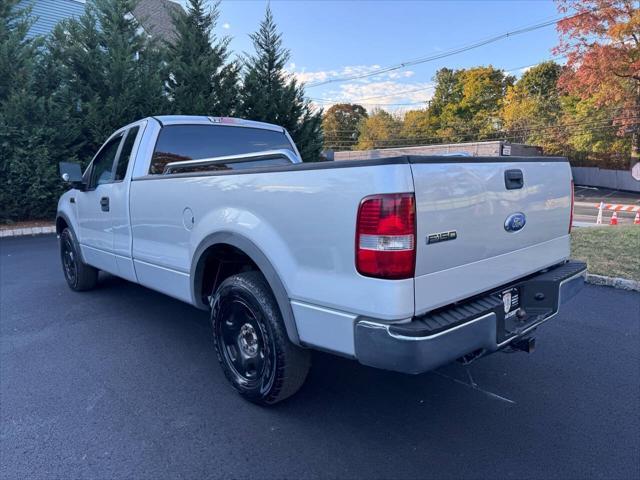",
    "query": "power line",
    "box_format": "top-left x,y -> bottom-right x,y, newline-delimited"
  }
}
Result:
324,121 -> 637,145
309,55 -> 571,106
322,118 -> 640,148
310,86 -> 434,104
304,6 -> 604,89
311,36 -> 626,106
324,126 -> 636,150
323,110 -> 637,137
